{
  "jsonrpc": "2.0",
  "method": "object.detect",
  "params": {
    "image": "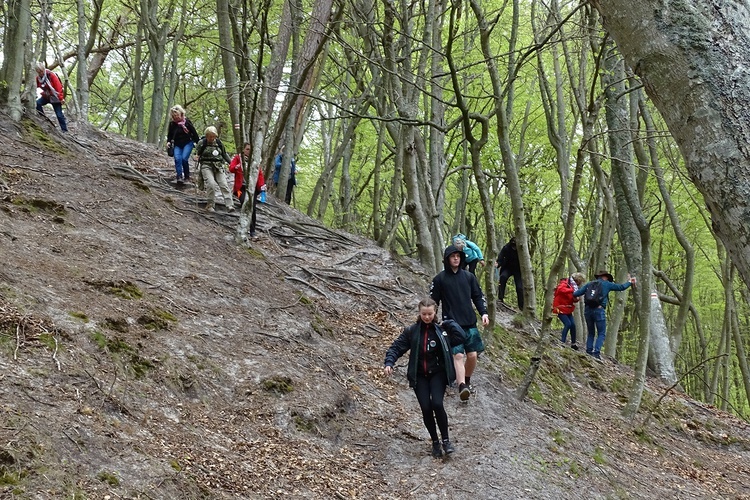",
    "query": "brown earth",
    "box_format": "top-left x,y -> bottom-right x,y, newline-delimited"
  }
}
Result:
0,112 -> 749,499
